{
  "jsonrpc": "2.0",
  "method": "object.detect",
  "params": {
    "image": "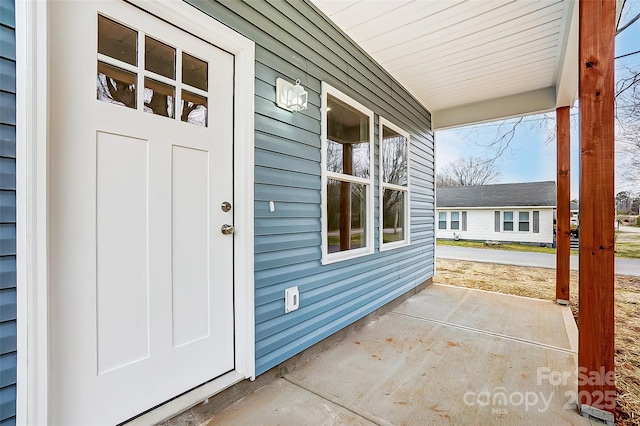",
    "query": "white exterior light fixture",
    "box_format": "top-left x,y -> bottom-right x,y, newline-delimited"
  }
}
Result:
276,77 -> 308,112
